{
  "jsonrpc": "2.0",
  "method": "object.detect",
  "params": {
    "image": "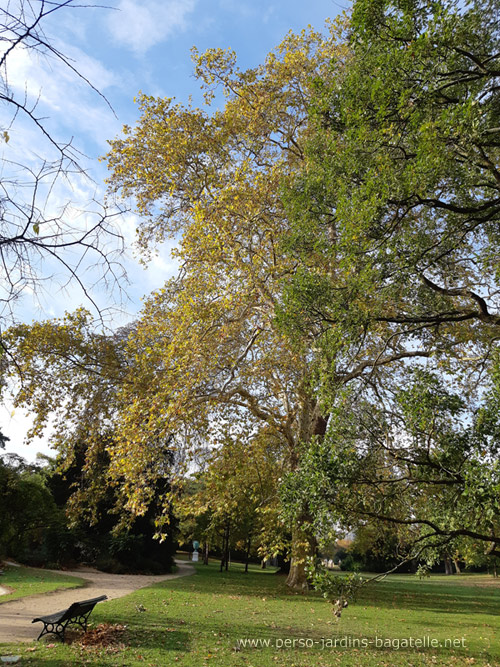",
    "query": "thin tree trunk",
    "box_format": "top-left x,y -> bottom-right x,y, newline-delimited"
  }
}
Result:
244,535 -> 252,573
203,541 -> 209,565
220,523 -> 229,572
224,522 -> 230,571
